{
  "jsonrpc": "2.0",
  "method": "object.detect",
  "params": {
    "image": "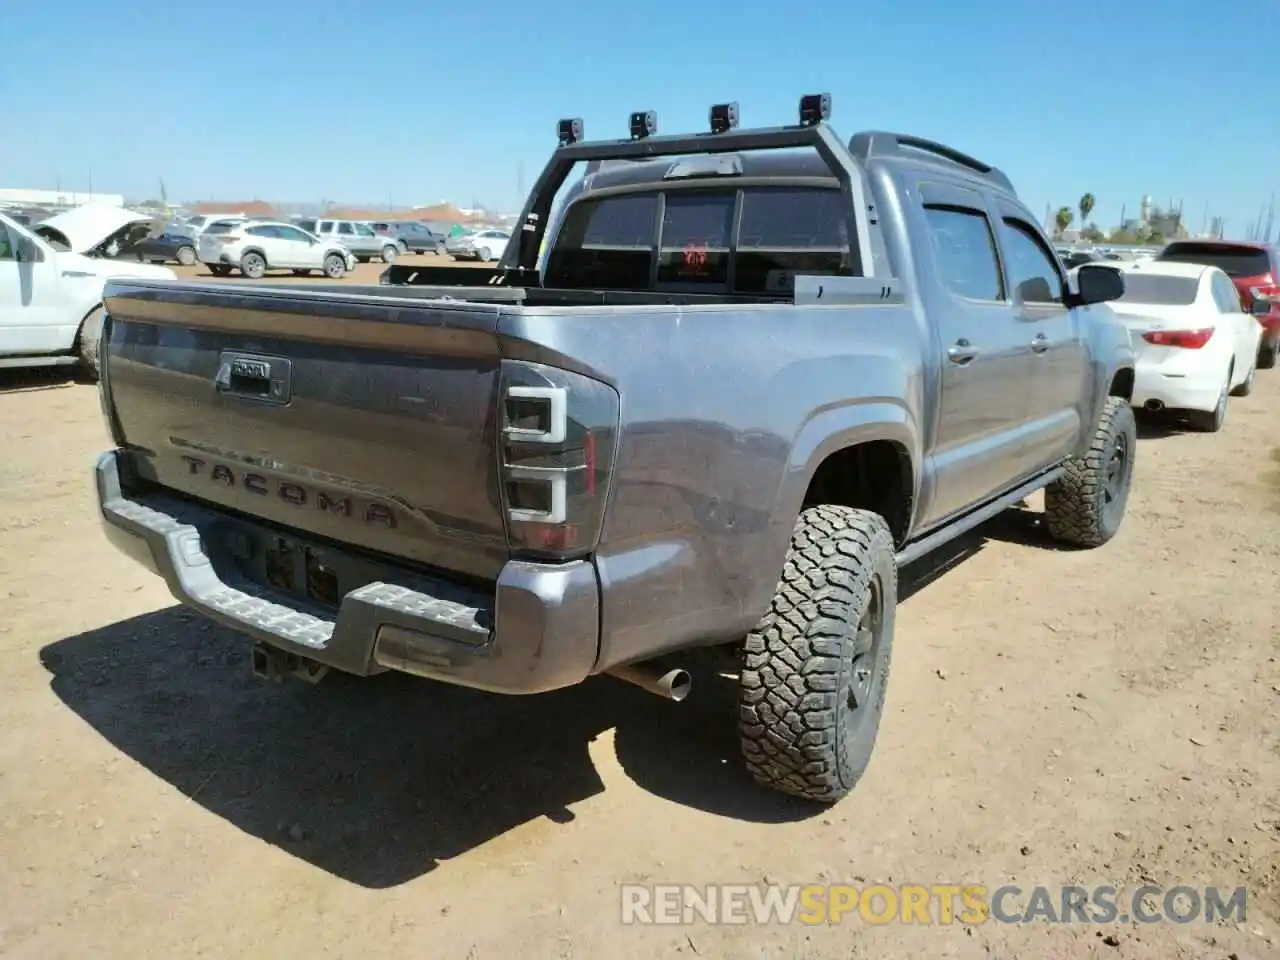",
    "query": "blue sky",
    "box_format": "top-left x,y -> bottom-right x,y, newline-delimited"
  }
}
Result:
2,0 -> 1276,238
